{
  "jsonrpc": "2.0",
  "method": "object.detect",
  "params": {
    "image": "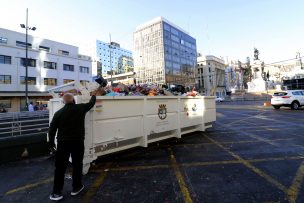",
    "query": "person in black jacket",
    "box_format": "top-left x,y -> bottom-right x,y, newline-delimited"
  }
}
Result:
48,92 -> 96,201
